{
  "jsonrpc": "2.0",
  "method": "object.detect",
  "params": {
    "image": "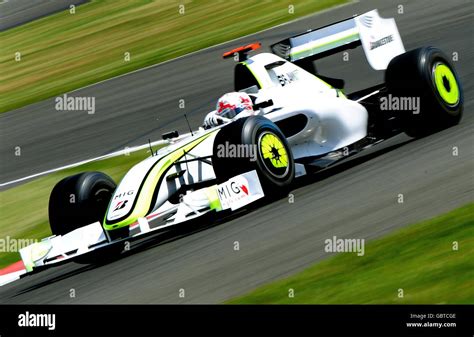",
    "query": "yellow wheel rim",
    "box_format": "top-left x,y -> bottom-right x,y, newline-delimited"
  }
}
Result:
258,131 -> 289,178
433,62 -> 460,105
